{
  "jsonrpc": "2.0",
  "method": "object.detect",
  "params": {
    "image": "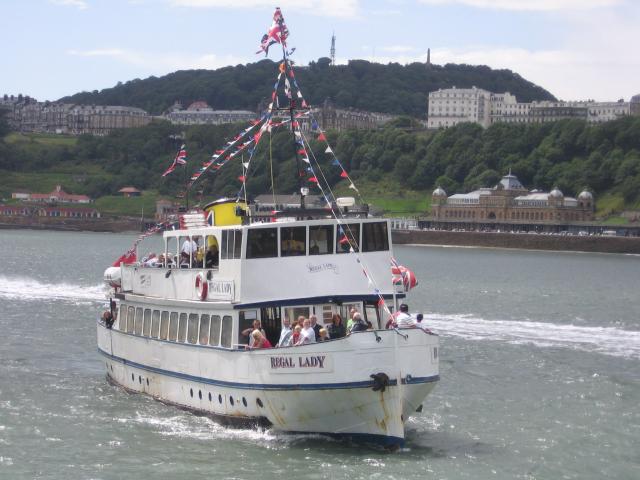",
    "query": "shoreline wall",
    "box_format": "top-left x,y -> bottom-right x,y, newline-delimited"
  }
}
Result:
0,215 -> 143,233
392,230 -> 640,255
